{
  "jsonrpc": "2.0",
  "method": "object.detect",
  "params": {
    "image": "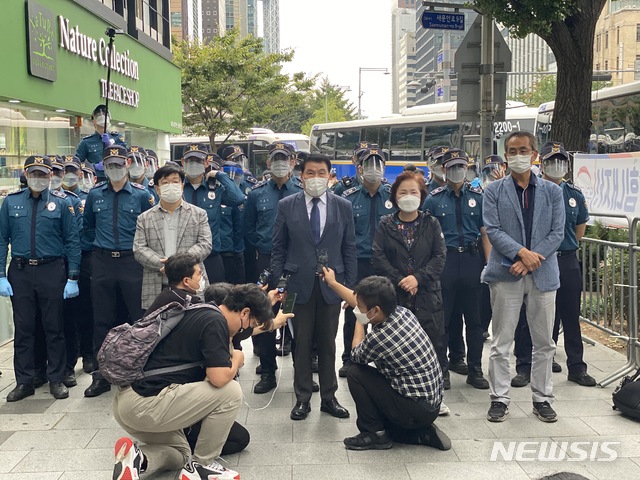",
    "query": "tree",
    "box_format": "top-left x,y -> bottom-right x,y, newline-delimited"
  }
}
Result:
510,75 -> 612,107
262,72 -> 318,133
474,0 -> 608,151
174,29 -> 295,151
